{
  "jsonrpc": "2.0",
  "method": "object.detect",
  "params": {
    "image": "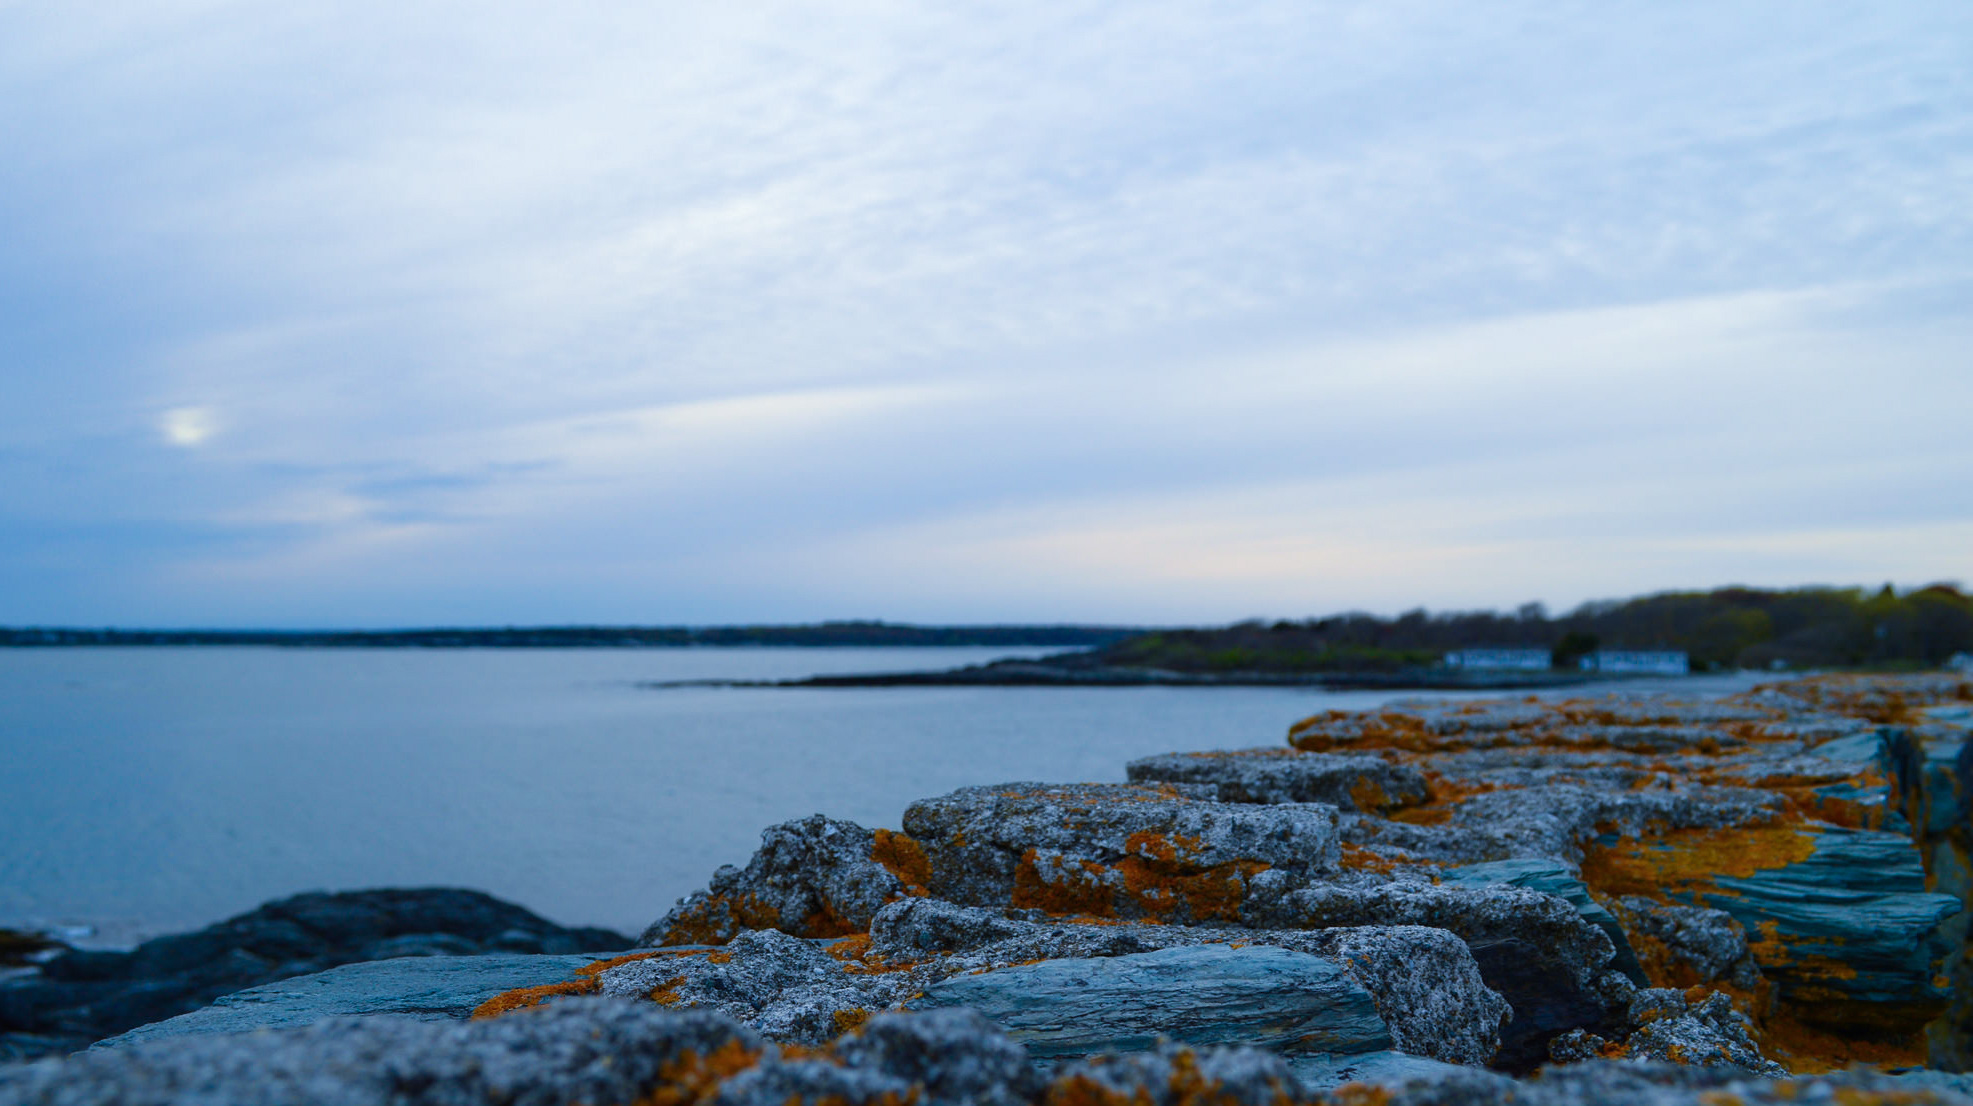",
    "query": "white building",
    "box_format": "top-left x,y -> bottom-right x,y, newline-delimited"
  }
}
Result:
1443,648 -> 1552,671
1580,650 -> 1689,675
